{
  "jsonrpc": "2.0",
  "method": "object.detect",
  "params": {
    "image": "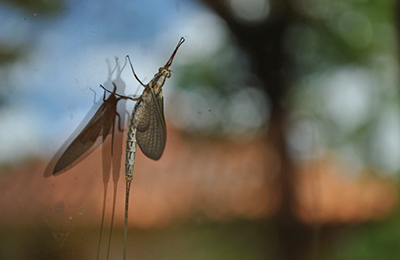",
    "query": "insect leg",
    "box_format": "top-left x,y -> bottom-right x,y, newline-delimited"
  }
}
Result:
126,55 -> 146,87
